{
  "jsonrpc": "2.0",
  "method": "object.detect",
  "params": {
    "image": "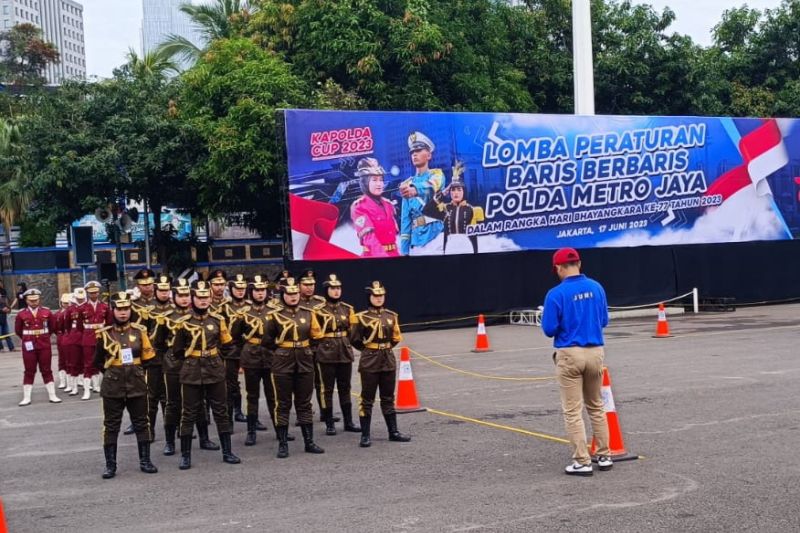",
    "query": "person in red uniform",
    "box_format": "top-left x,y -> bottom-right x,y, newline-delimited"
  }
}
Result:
15,288 -> 61,406
350,157 -> 400,258
79,281 -> 110,400
55,293 -> 73,390
63,287 -> 87,396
